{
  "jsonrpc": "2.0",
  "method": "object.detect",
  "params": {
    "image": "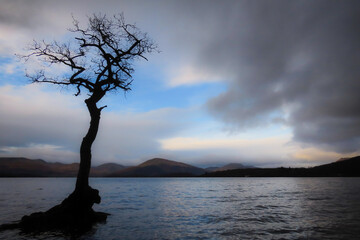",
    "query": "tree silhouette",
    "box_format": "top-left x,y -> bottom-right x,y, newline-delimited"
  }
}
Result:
18,14 -> 156,231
